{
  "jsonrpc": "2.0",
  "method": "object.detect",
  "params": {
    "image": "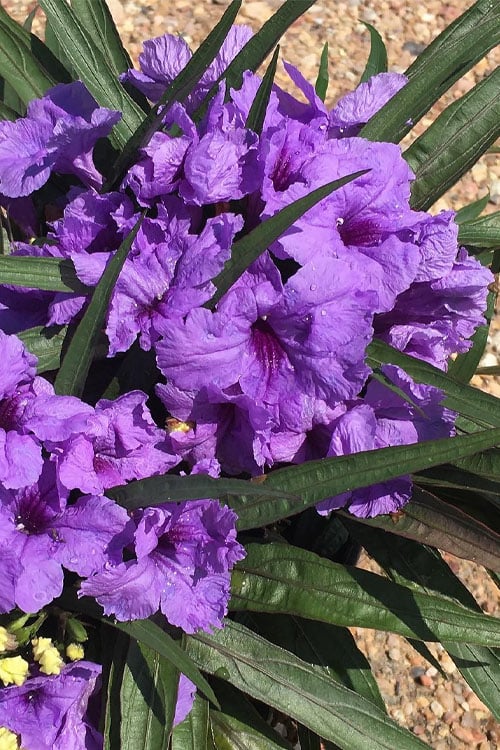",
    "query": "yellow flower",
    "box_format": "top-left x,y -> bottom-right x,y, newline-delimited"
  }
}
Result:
0,726 -> 21,750
66,643 -> 84,661
0,628 -> 17,654
31,638 -> 64,676
0,656 -> 29,686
